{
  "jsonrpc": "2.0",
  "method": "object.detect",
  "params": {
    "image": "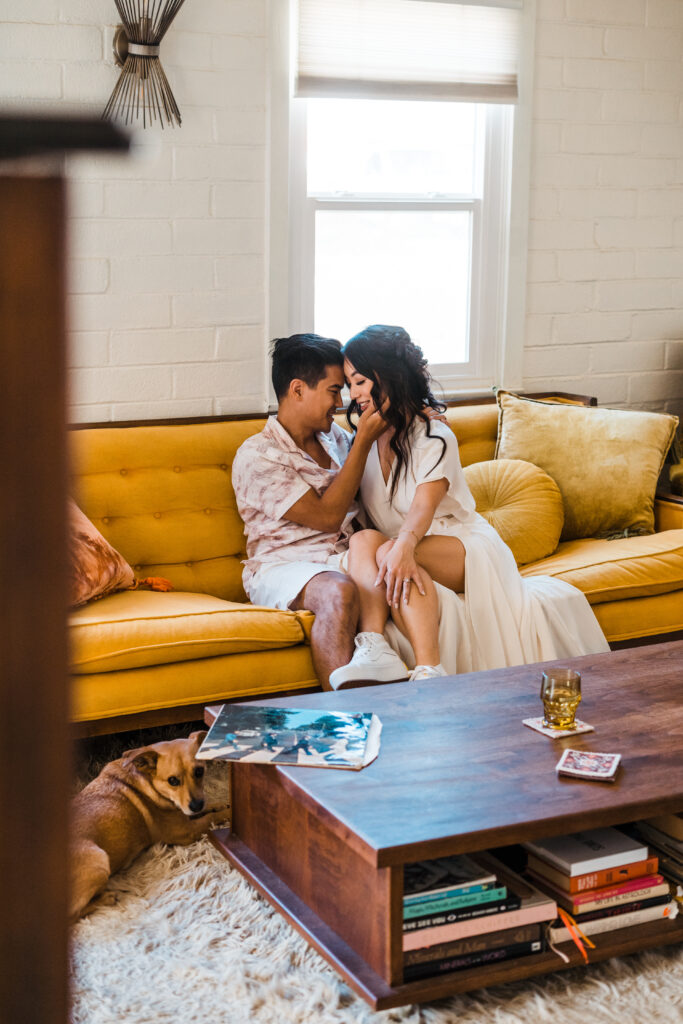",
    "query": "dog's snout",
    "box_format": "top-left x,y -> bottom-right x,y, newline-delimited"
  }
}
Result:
189,797 -> 204,814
